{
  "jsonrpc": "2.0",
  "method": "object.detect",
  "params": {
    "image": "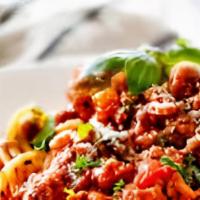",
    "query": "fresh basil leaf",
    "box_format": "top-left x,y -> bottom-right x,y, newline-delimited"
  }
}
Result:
77,123 -> 93,140
166,48 -> 200,65
176,38 -> 190,48
145,40 -> 200,75
32,115 -> 55,151
125,52 -> 162,95
82,51 -> 142,76
74,155 -> 101,171
82,50 -> 163,95
162,48 -> 200,75
82,39 -> 200,96
147,39 -> 200,75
